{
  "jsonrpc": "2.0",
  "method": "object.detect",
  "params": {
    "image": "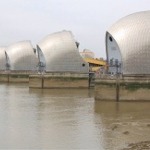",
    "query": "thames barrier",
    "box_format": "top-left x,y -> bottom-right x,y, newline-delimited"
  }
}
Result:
1,10 -> 150,150
0,11 -> 150,97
